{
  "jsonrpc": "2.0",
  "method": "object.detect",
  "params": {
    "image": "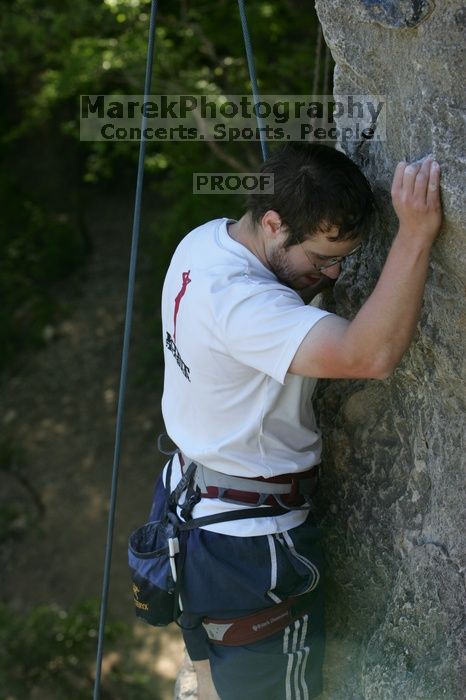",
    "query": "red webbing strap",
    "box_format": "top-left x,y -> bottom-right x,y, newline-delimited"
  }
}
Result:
202,591 -> 313,646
